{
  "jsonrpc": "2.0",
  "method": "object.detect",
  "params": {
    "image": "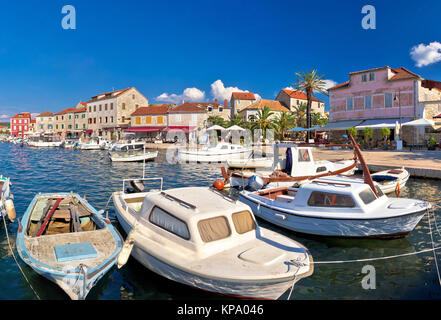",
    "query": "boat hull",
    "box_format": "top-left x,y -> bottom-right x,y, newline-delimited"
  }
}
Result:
115,206 -> 300,300
111,152 -> 158,162
176,149 -> 253,163
239,193 -> 427,238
